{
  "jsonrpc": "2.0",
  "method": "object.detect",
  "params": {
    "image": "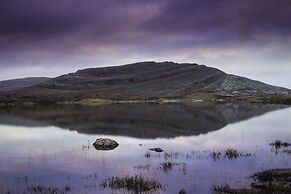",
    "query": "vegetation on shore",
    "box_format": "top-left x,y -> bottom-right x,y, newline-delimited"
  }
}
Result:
262,96 -> 291,105
1,93 -> 291,107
